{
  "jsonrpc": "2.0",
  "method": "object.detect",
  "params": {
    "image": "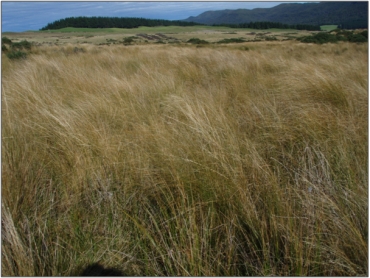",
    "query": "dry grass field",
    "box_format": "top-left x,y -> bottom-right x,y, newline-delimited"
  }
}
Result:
2,26 -> 312,46
1,36 -> 368,276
